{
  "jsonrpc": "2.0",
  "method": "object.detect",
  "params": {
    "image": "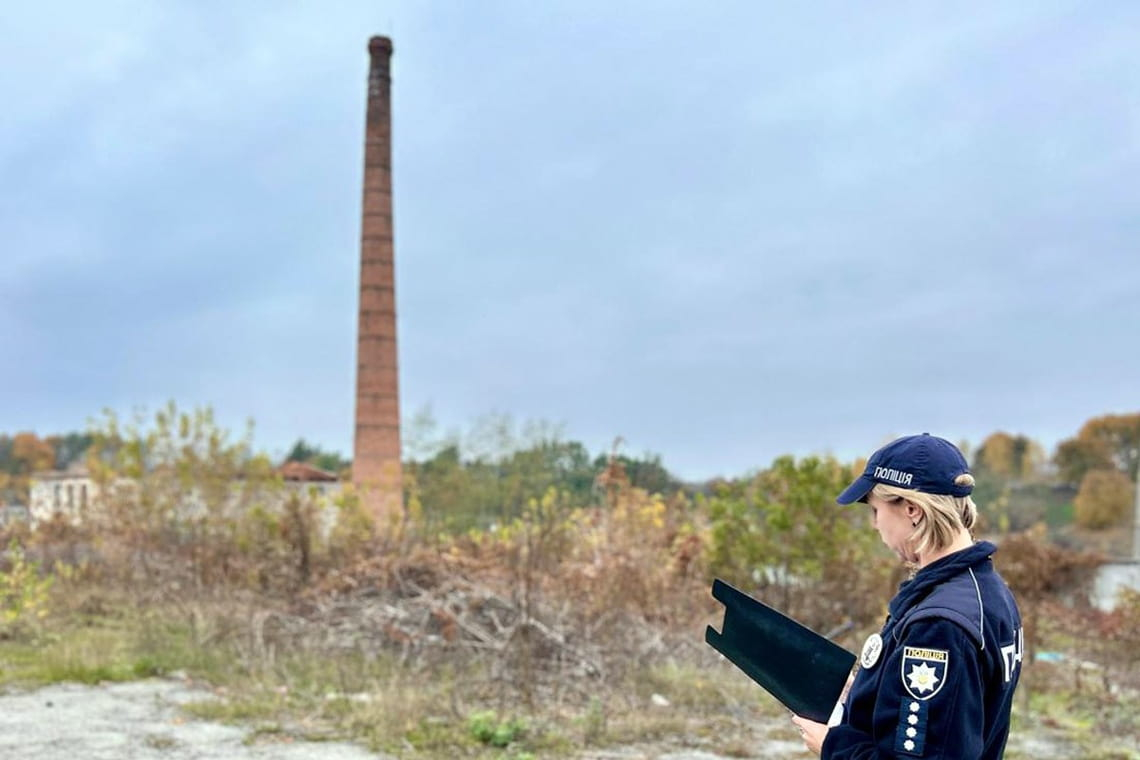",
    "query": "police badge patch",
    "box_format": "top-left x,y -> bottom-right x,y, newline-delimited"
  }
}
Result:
901,646 -> 948,701
859,633 -> 883,669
